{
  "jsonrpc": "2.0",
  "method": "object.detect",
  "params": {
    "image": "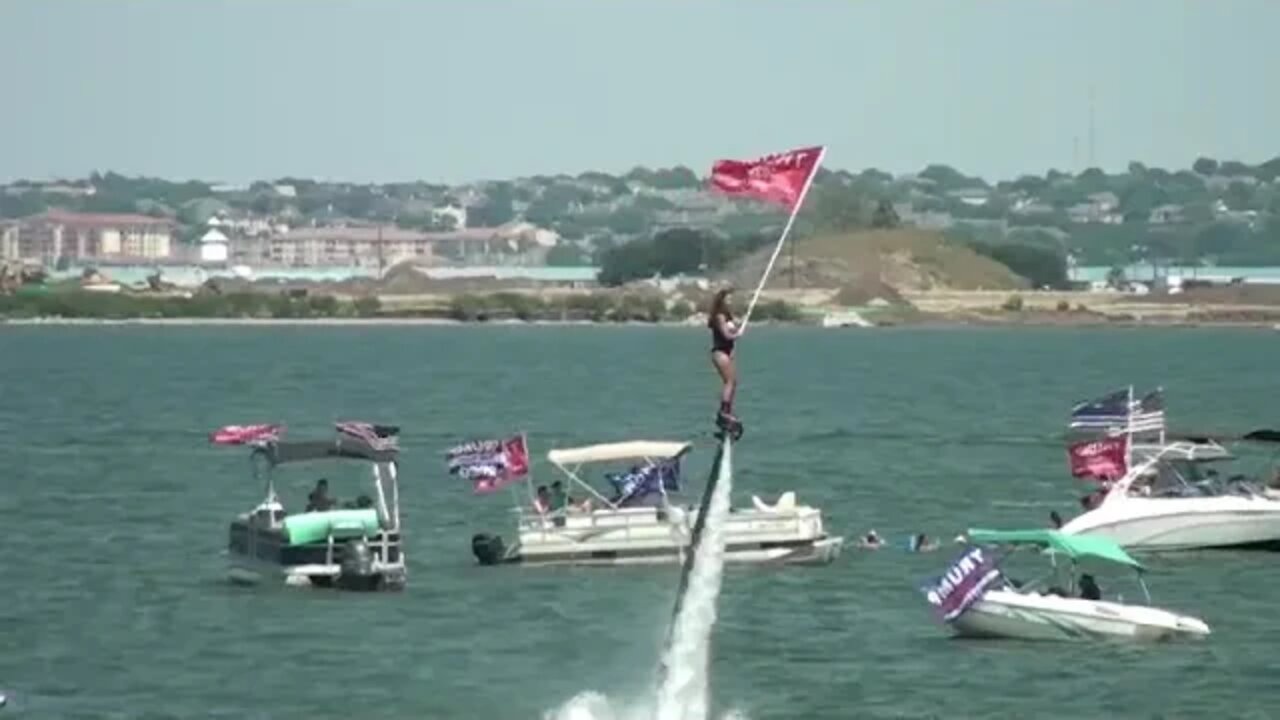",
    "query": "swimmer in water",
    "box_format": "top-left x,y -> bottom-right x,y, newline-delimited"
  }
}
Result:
908,533 -> 940,552
858,529 -> 884,549
707,287 -> 742,428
